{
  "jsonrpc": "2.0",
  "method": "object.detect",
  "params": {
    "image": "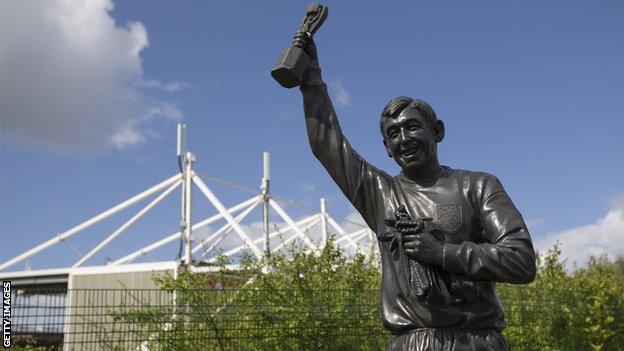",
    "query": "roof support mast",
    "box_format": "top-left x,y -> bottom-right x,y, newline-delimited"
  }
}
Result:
320,198 -> 328,249
261,152 -> 271,258
178,123 -> 195,266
